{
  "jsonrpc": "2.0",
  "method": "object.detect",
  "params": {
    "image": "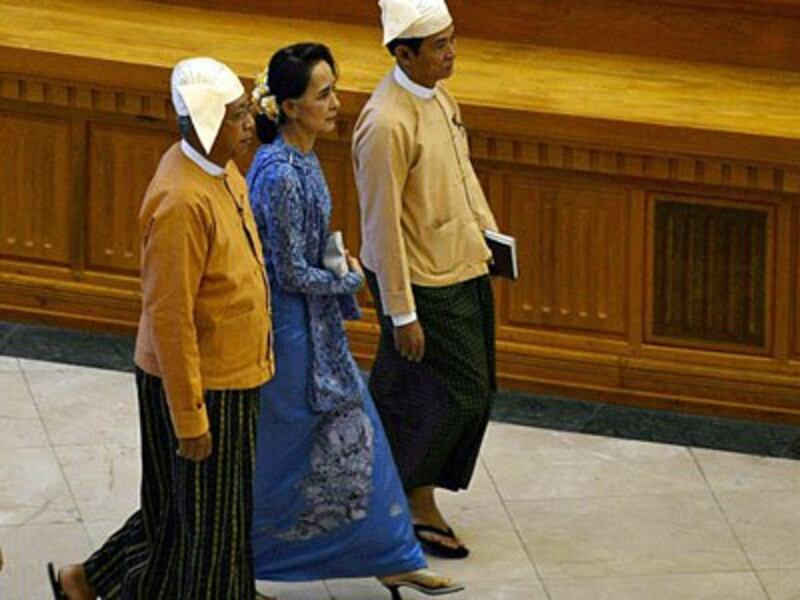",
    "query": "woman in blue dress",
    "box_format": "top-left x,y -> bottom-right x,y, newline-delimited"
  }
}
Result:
247,43 -> 462,599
